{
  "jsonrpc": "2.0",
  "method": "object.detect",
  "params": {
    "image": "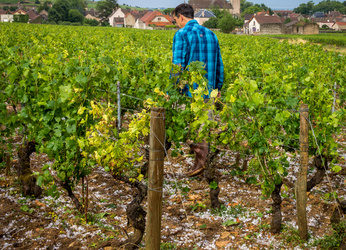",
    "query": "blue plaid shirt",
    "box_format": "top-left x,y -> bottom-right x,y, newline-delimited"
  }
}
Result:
172,20 -> 224,97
